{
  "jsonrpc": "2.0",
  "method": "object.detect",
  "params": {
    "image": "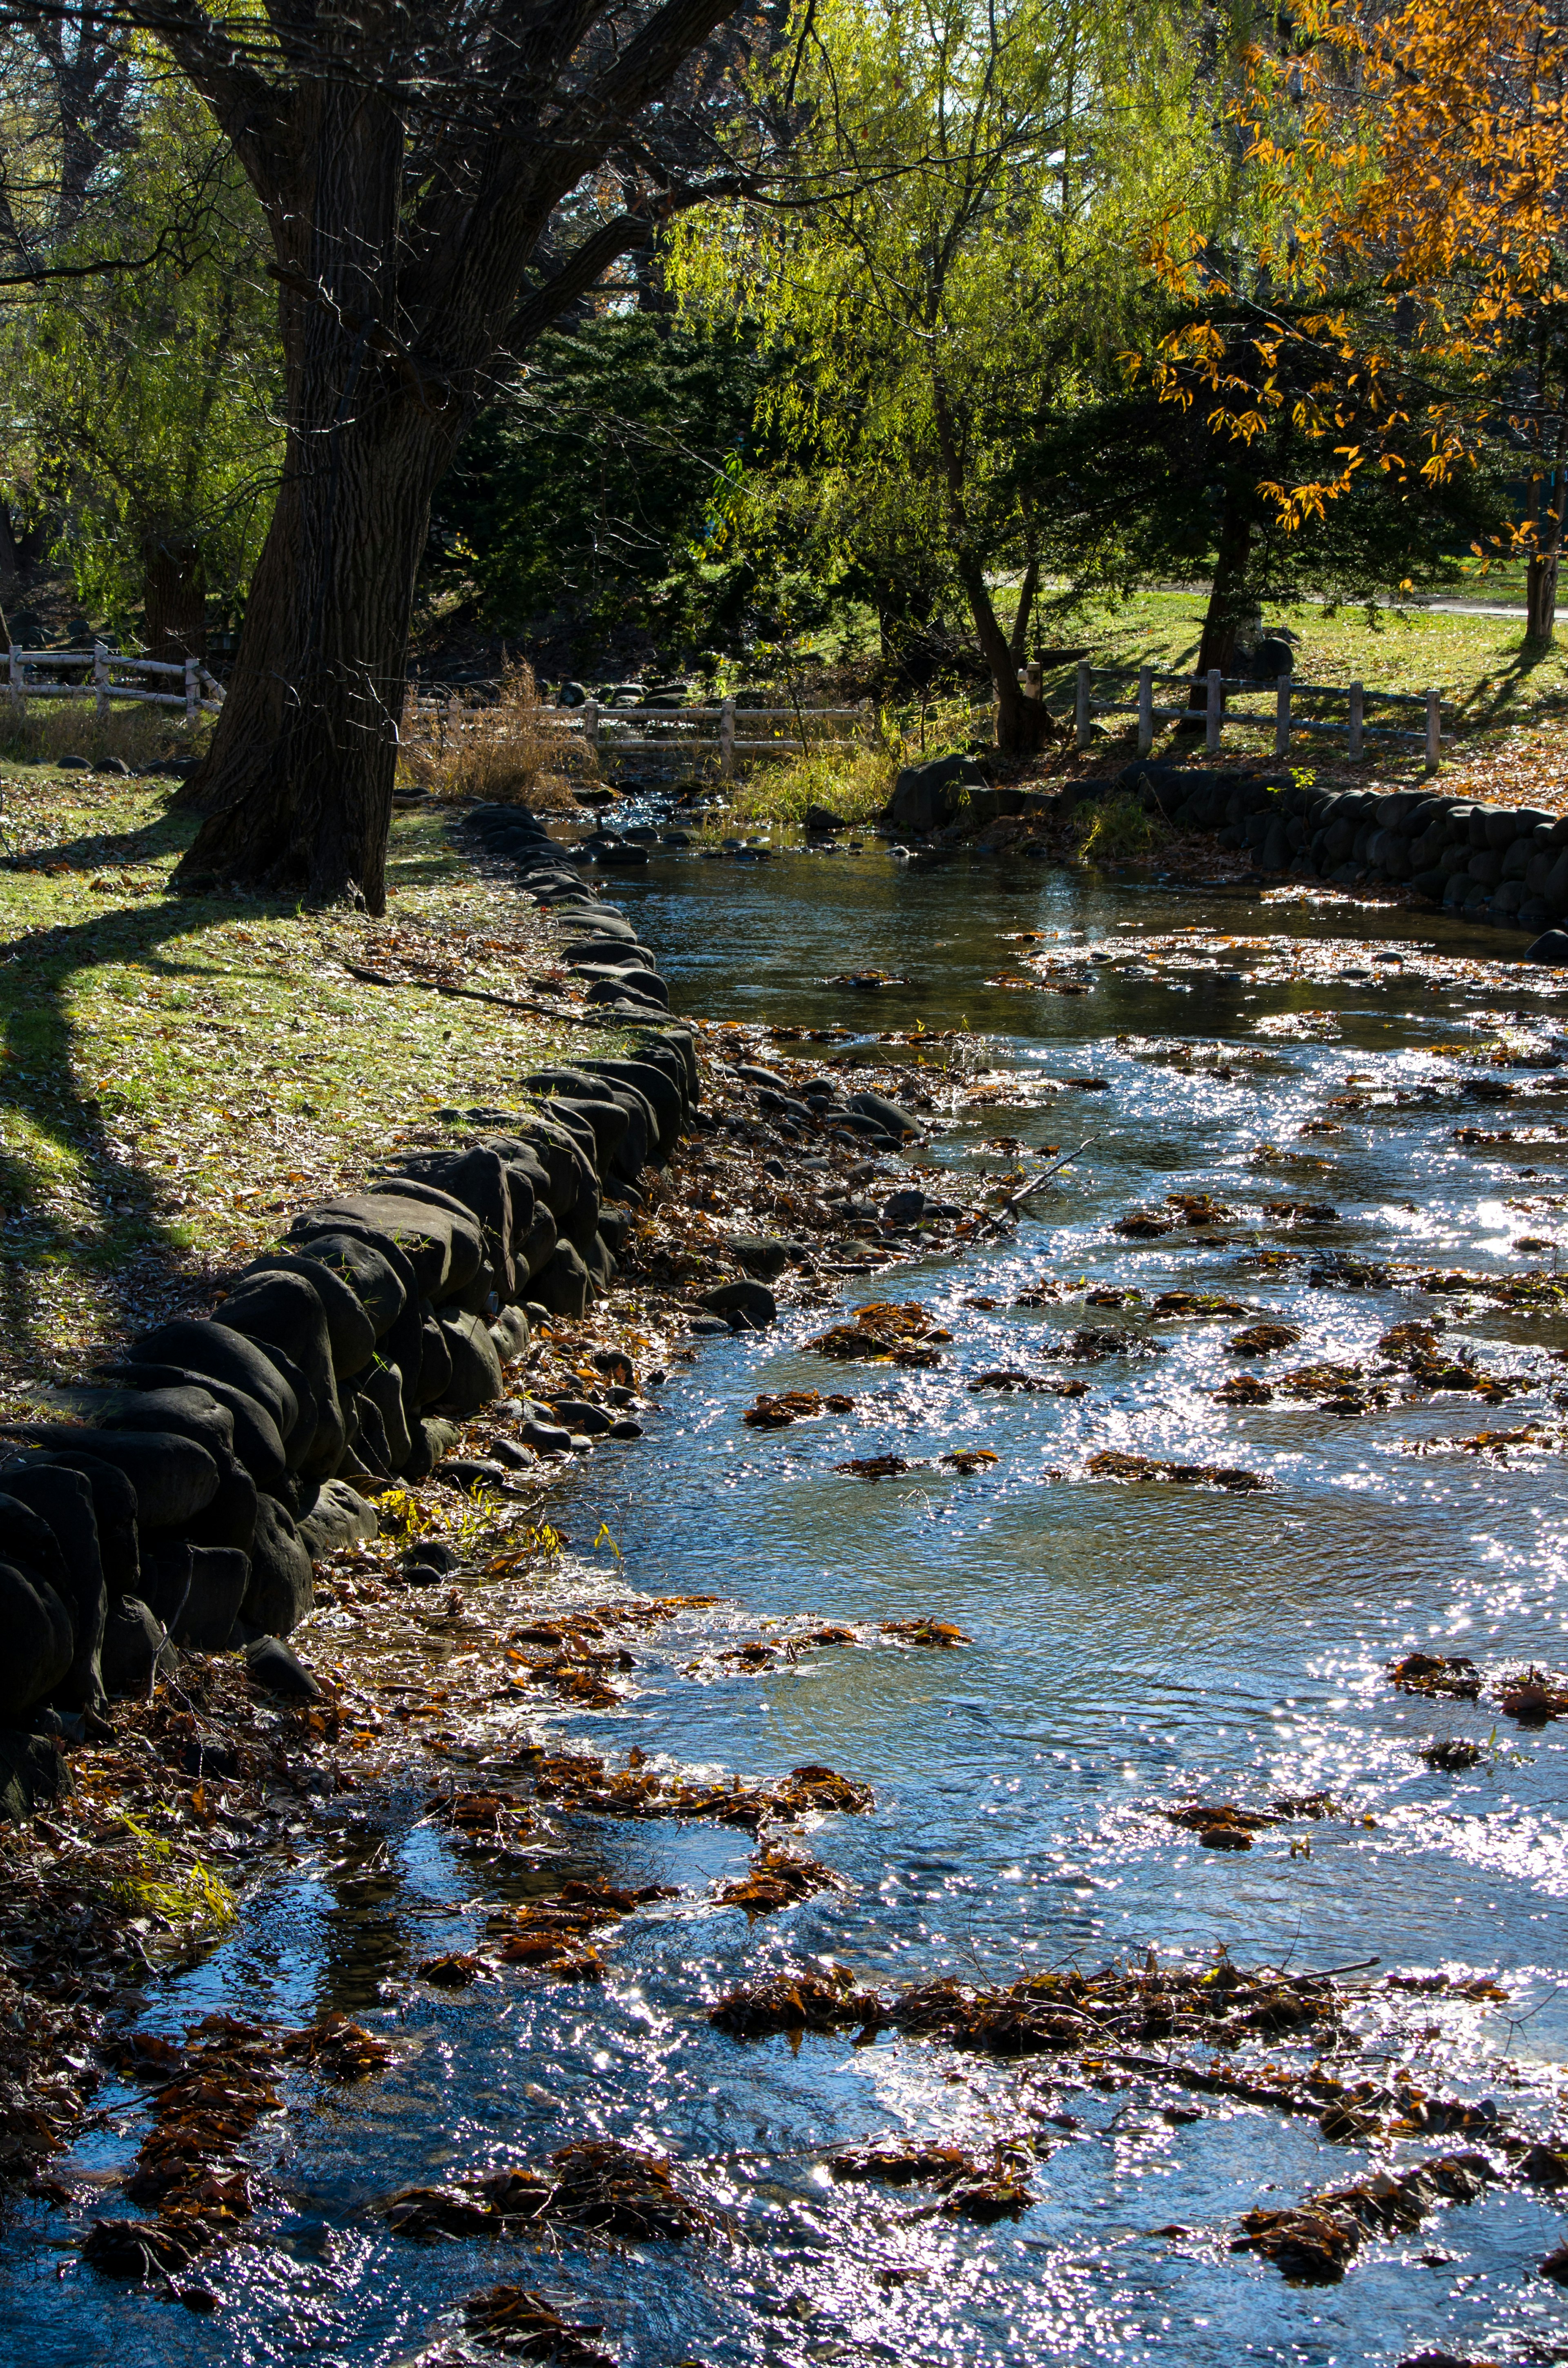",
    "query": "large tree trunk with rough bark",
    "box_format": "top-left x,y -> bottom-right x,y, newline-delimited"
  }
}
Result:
158,0 -> 749,914
176,407 -> 450,909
